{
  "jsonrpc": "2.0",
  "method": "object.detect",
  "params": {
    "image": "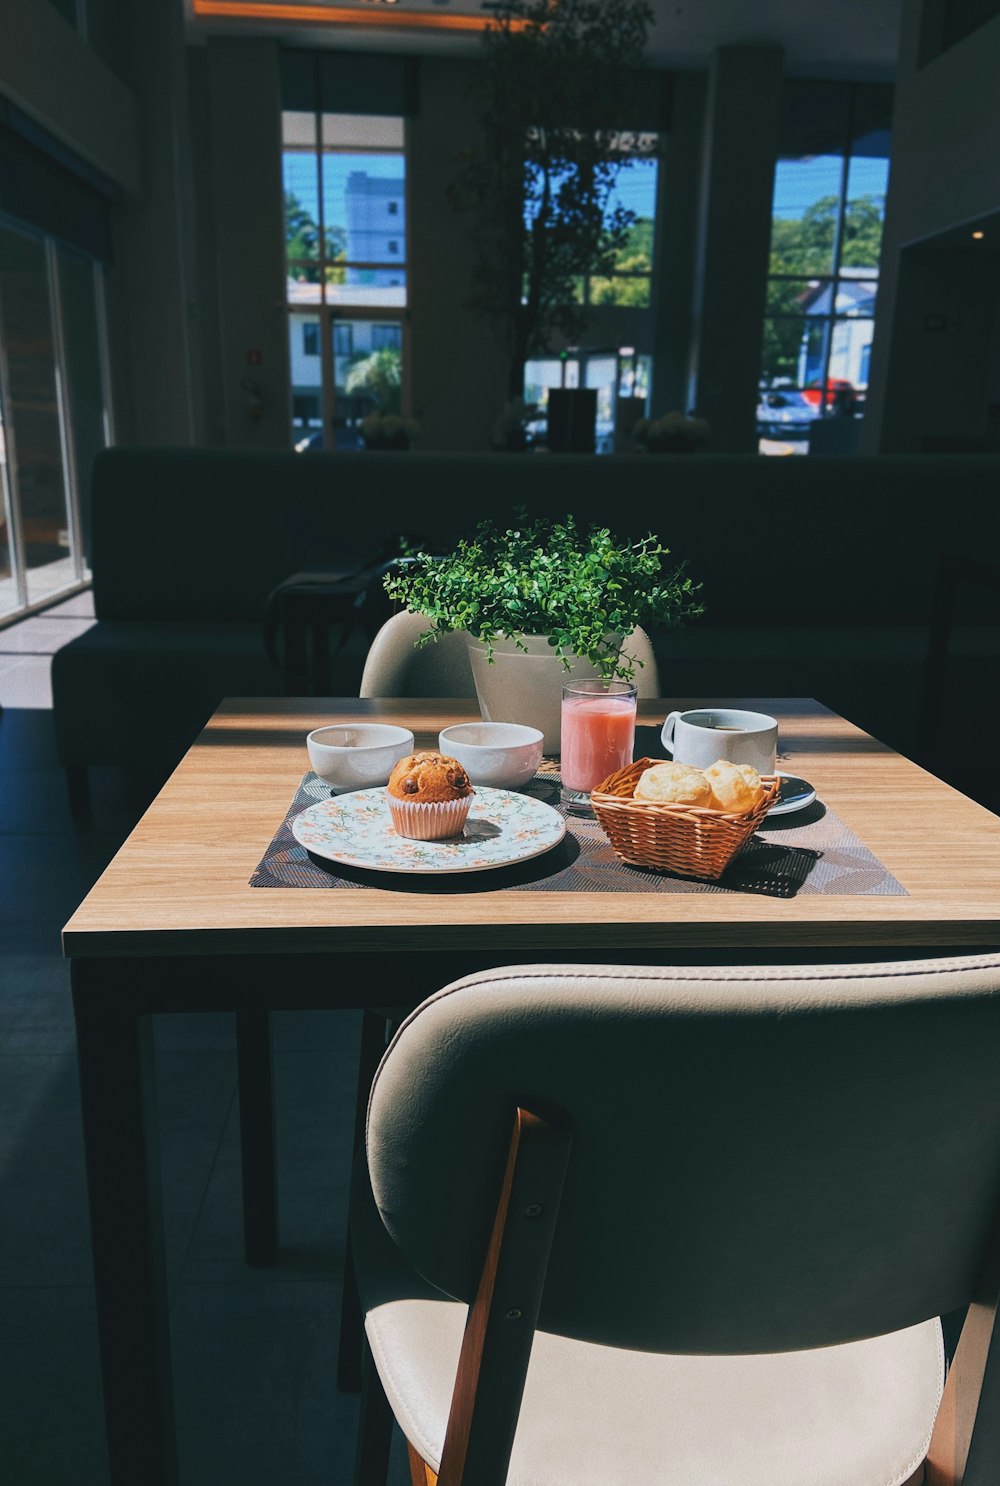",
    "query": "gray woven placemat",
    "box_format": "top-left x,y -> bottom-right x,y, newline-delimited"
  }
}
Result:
250,766 -> 907,901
